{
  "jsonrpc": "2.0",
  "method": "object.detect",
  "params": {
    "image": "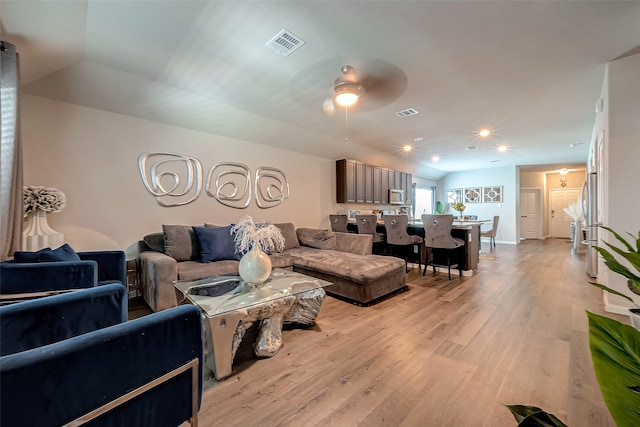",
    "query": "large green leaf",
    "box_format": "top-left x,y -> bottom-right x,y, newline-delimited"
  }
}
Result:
587,311 -> 640,427
503,405 -> 567,426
